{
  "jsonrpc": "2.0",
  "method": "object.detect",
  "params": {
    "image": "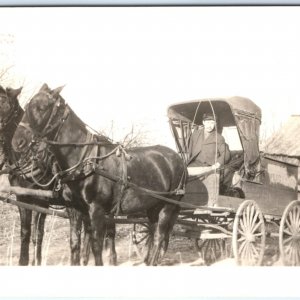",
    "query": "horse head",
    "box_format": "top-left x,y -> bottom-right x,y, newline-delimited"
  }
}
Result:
12,112 -> 36,153
0,85 -> 22,128
13,83 -> 66,153
25,83 -> 65,136
0,85 -> 23,167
